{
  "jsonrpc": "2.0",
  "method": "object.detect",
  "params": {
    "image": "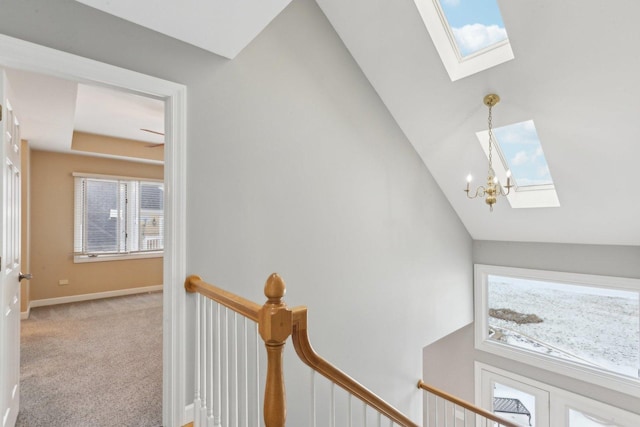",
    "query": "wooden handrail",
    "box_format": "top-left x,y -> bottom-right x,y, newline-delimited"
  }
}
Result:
417,380 -> 521,427
186,273 -> 418,427
291,307 -> 419,427
184,274 -> 261,322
